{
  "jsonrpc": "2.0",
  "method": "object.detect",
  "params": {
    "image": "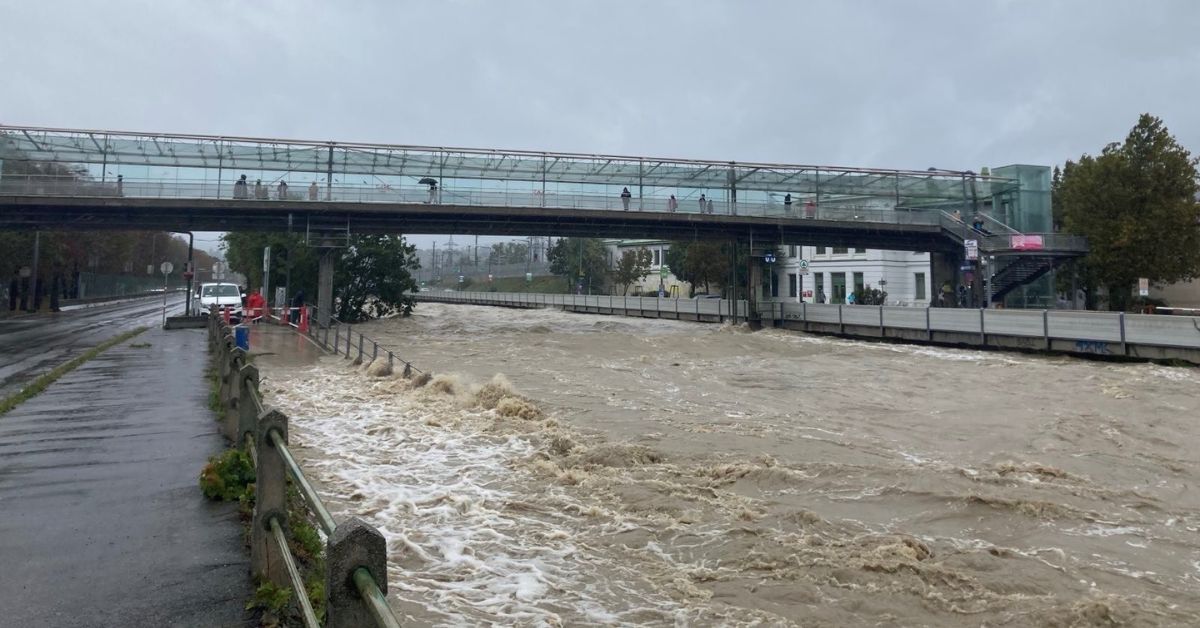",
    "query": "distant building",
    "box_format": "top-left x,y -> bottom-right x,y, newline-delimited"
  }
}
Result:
769,245 -> 931,305
603,239 -> 689,296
